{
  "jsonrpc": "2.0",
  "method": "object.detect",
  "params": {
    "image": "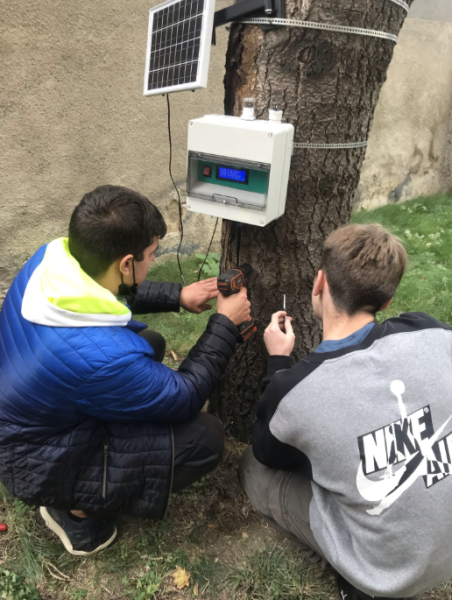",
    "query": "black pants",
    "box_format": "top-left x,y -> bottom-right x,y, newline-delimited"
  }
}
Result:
138,329 -> 224,493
